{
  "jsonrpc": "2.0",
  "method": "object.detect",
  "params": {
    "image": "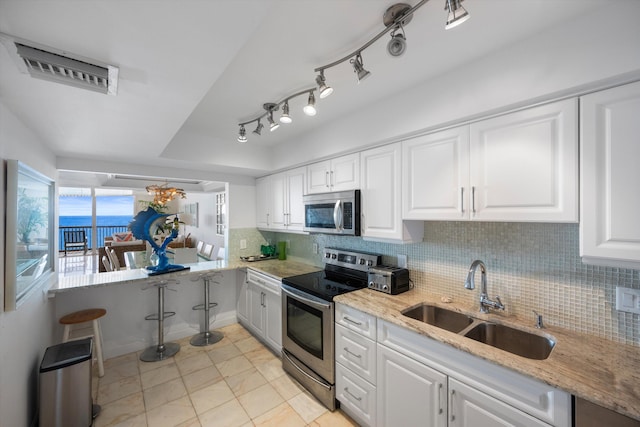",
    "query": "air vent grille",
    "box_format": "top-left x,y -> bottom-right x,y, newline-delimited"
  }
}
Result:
15,43 -> 118,95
